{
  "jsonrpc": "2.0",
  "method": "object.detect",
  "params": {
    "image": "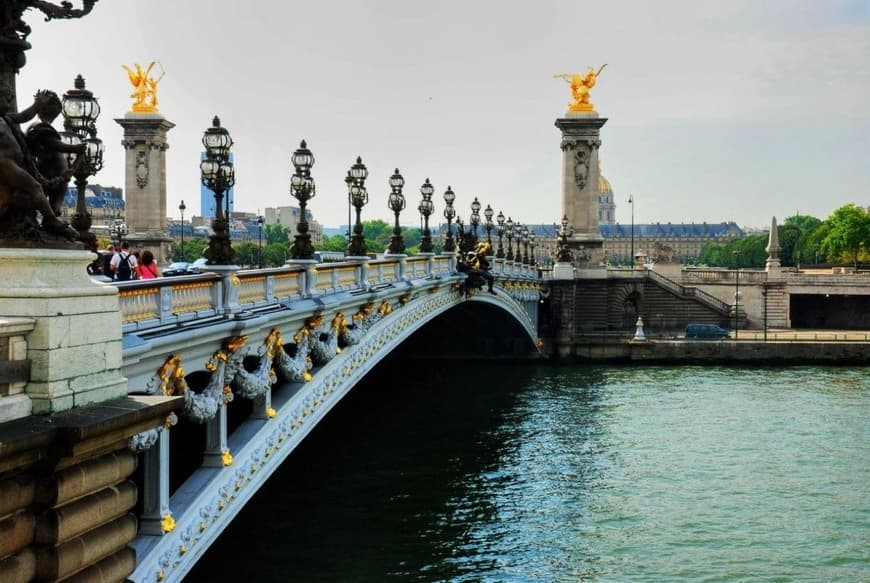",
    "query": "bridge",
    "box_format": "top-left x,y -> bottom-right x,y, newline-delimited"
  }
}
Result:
117,254 -> 541,582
